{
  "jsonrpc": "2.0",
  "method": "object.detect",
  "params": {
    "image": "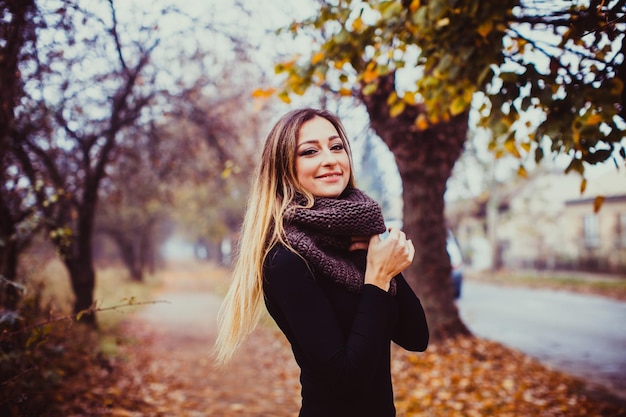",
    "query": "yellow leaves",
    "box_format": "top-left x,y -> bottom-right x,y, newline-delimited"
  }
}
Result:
415,114 -> 429,131
585,113 -> 602,125
362,82 -> 378,96
338,87 -> 353,97
221,160 -> 241,179
75,309 -> 90,322
449,96 -> 467,116
403,92 -> 416,105
311,51 -> 325,65
25,324 -> 52,348
333,58 -> 349,70
390,101 -> 406,118
363,62 -> 379,84
251,88 -> 276,99
379,1 -> 404,20
477,21 -> 493,38
409,0 -> 421,13
49,226 -> 72,241
277,90 -> 291,104
580,178 -> 587,194
594,196 -> 605,213
351,16 -> 364,32
274,56 -> 298,74
390,335 -> 624,417
221,166 -> 232,180
517,165 -> 528,178
313,69 -> 326,86
504,138 -> 521,158
386,91 -> 406,118
436,17 -> 450,28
